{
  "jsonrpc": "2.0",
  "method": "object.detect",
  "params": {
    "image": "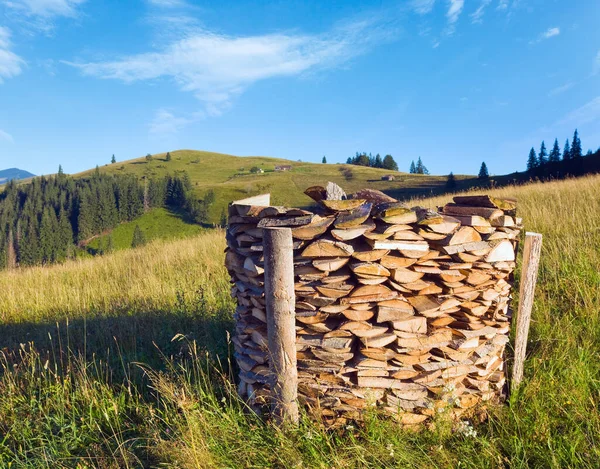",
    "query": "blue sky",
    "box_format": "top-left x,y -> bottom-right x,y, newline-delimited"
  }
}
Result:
0,0 -> 599,176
